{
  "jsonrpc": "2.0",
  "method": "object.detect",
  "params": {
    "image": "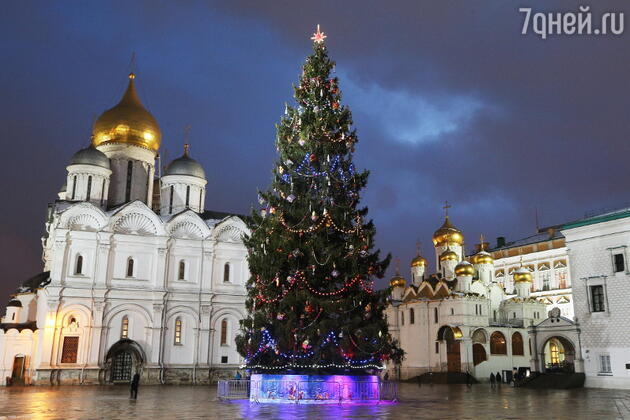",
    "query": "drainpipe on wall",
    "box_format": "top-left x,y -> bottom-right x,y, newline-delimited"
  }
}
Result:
158,238 -> 173,384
